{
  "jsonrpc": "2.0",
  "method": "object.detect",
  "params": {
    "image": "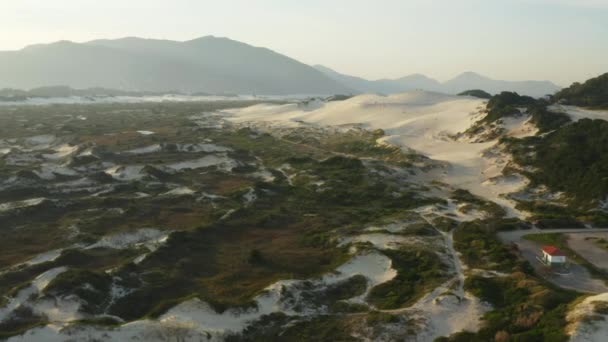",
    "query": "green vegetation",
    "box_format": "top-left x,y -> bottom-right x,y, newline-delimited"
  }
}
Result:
44,269 -> 113,314
507,118 -> 608,207
451,189 -> 506,218
367,248 -> 447,309
446,219 -> 582,342
554,72 -> 608,109
284,275 -> 369,314
0,98 -> 445,330
455,273 -> 577,342
514,201 -> 586,228
527,102 -> 571,133
467,91 -> 570,139
0,306 -> 47,339
458,89 -> 492,99
483,91 -> 536,123
453,220 -> 522,272
229,315 -> 360,342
